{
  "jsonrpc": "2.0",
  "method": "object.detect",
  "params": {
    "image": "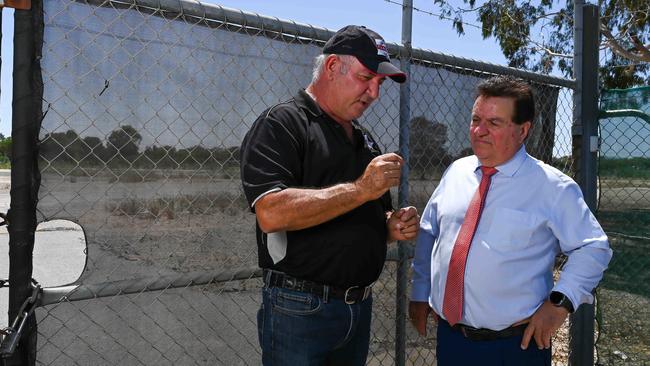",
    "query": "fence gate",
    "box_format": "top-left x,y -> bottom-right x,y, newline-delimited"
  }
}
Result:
1,1 -> 596,365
